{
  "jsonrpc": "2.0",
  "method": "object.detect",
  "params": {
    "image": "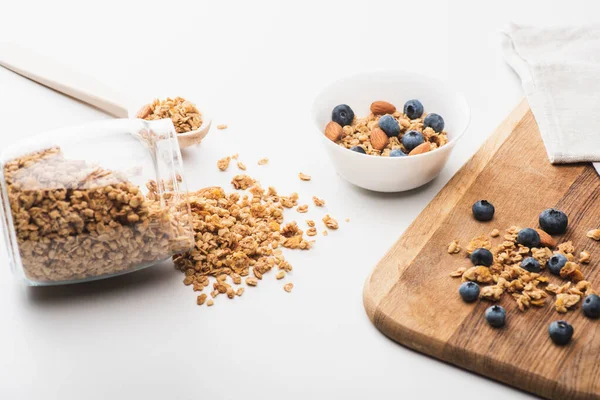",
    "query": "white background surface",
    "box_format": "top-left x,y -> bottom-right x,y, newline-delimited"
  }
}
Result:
1,1 -> 599,399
